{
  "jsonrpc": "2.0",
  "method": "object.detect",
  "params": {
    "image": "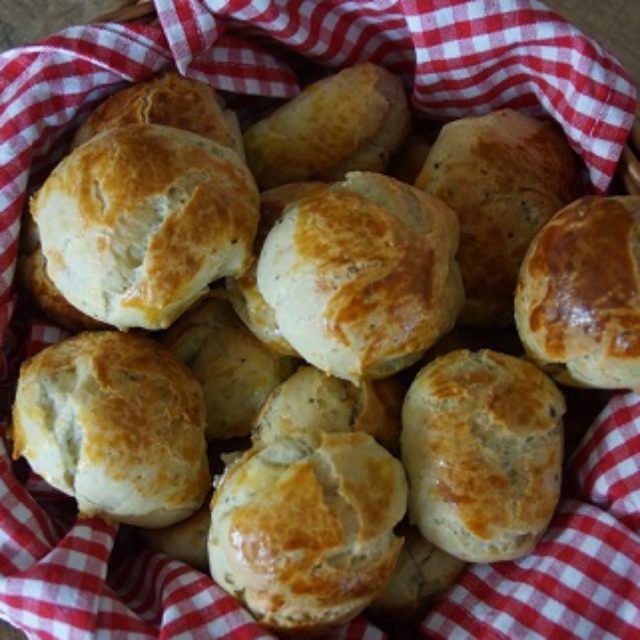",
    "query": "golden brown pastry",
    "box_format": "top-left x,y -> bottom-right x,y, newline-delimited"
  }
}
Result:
226,182 -> 325,356
515,196 -> 640,388
139,501 -> 211,571
244,63 -> 410,189
253,365 -> 404,452
368,525 -> 466,622
31,124 -> 259,330
416,109 -> 581,327
72,72 -> 244,157
208,432 -> 407,635
11,331 -> 210,528
401,349 -> 565,562
17,213 -> 107,331
397,324 -> 525,389
162,293 -> 297,440
257,171 -> 464,382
